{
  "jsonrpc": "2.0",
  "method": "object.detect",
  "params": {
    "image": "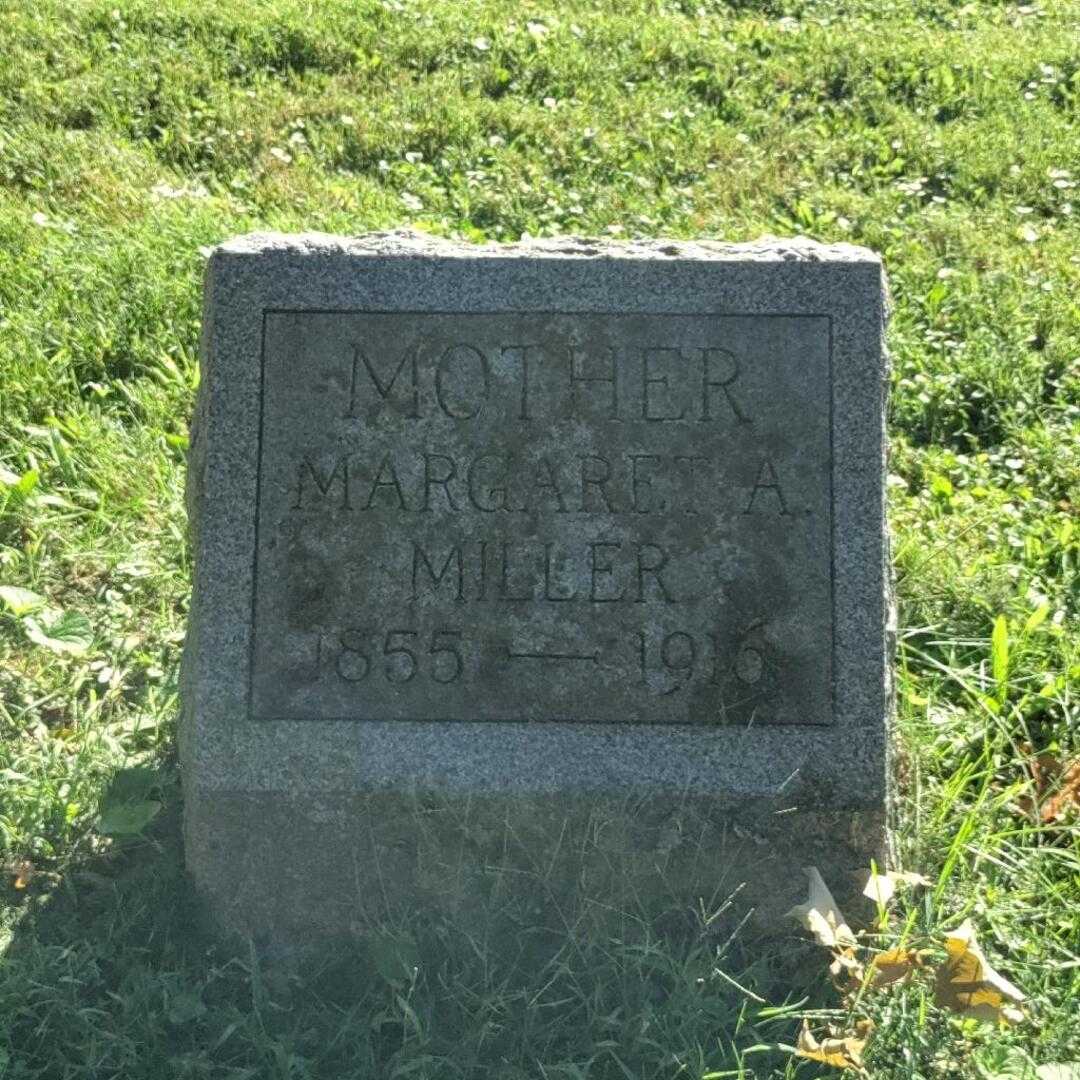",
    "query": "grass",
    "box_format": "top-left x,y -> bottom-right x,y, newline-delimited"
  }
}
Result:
0,0 -> 1078,1075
